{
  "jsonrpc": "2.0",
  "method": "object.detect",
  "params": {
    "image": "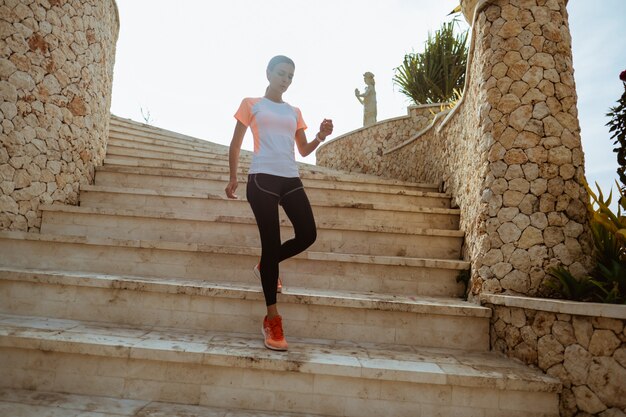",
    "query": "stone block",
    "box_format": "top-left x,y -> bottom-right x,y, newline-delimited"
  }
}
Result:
588,330 -> 621,357
532,311 -> 556,337
587,357 -> 626,410
564,344 -> 592,385
552,321 -> 576,345
592,317 -> 625,334
518,226 -> 543,248
573,385 -> 608,415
